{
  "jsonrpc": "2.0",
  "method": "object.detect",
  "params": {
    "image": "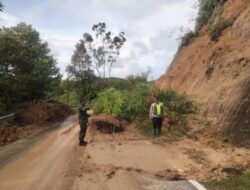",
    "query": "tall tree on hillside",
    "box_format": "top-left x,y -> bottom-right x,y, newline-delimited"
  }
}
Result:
0,1 -> 3,12
66,39 -> 96,101
67,39 -> 94,81
0,23 -> 61,113
70,22 -> 126,78
67,23 -> 126,100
